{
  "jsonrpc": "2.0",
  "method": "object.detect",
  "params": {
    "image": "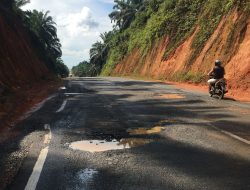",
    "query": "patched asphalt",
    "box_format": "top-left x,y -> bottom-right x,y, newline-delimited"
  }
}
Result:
1,77 -> 250,190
